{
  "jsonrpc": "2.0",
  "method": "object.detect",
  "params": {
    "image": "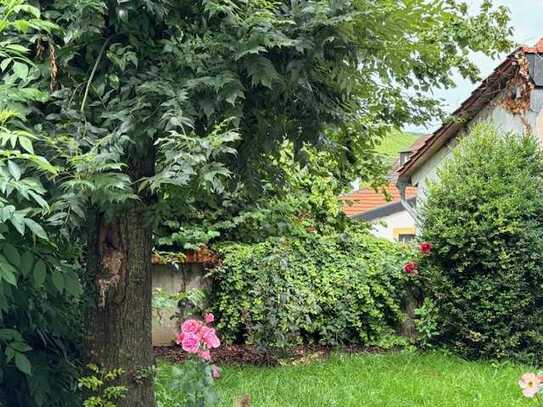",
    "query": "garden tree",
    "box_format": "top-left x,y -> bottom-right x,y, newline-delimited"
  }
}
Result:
16,0 -> 511,405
